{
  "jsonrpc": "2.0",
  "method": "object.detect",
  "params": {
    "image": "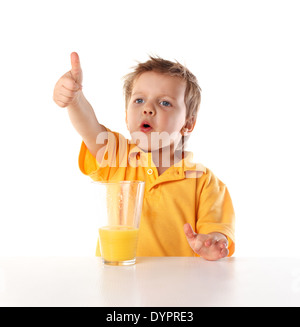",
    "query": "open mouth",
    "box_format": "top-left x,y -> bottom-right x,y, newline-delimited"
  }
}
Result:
140,121 -> 153,133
